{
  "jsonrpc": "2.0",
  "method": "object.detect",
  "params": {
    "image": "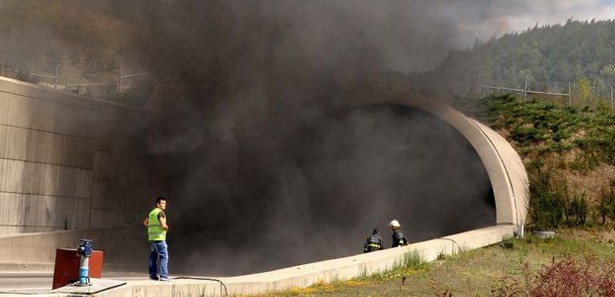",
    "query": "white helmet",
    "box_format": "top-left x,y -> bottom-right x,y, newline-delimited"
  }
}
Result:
388,219 -> 401,228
